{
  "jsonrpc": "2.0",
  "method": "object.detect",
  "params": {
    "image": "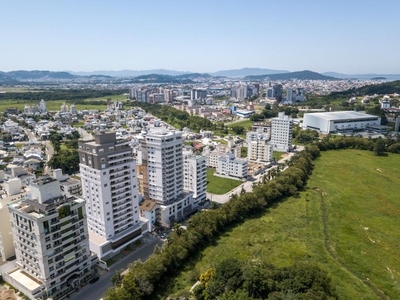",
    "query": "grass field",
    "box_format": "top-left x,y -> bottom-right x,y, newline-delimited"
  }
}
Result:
166,150 -> 400,299
273,151 -> 284,161
227,119 -> 254,130
206,168 -> 242,195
